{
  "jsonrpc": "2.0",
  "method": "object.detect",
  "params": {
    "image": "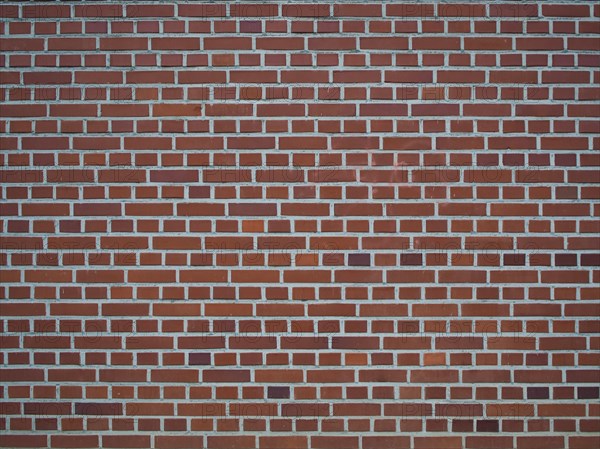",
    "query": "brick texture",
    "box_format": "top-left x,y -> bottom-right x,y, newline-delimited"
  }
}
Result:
1,1 -> 599,448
